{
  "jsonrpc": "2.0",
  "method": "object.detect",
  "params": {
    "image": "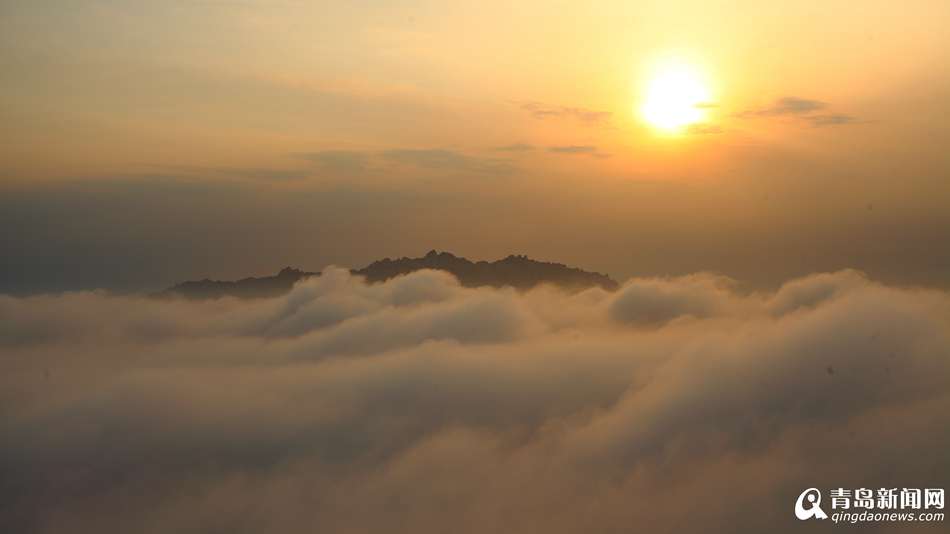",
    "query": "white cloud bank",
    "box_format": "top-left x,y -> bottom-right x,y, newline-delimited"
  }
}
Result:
2,268 -> 949,533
